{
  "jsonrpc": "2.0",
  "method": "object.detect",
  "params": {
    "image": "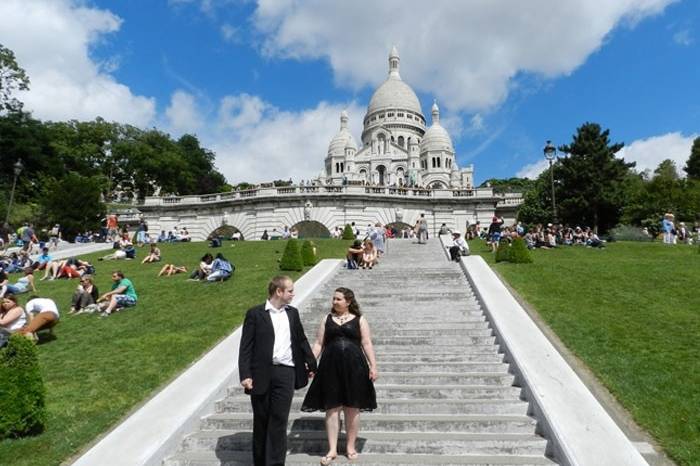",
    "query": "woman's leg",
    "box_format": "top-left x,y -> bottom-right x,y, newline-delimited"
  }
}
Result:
324,407 -> 341,458
21,312 -> 58,334
343,407 -> 360,456
158,264 -> 169,276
